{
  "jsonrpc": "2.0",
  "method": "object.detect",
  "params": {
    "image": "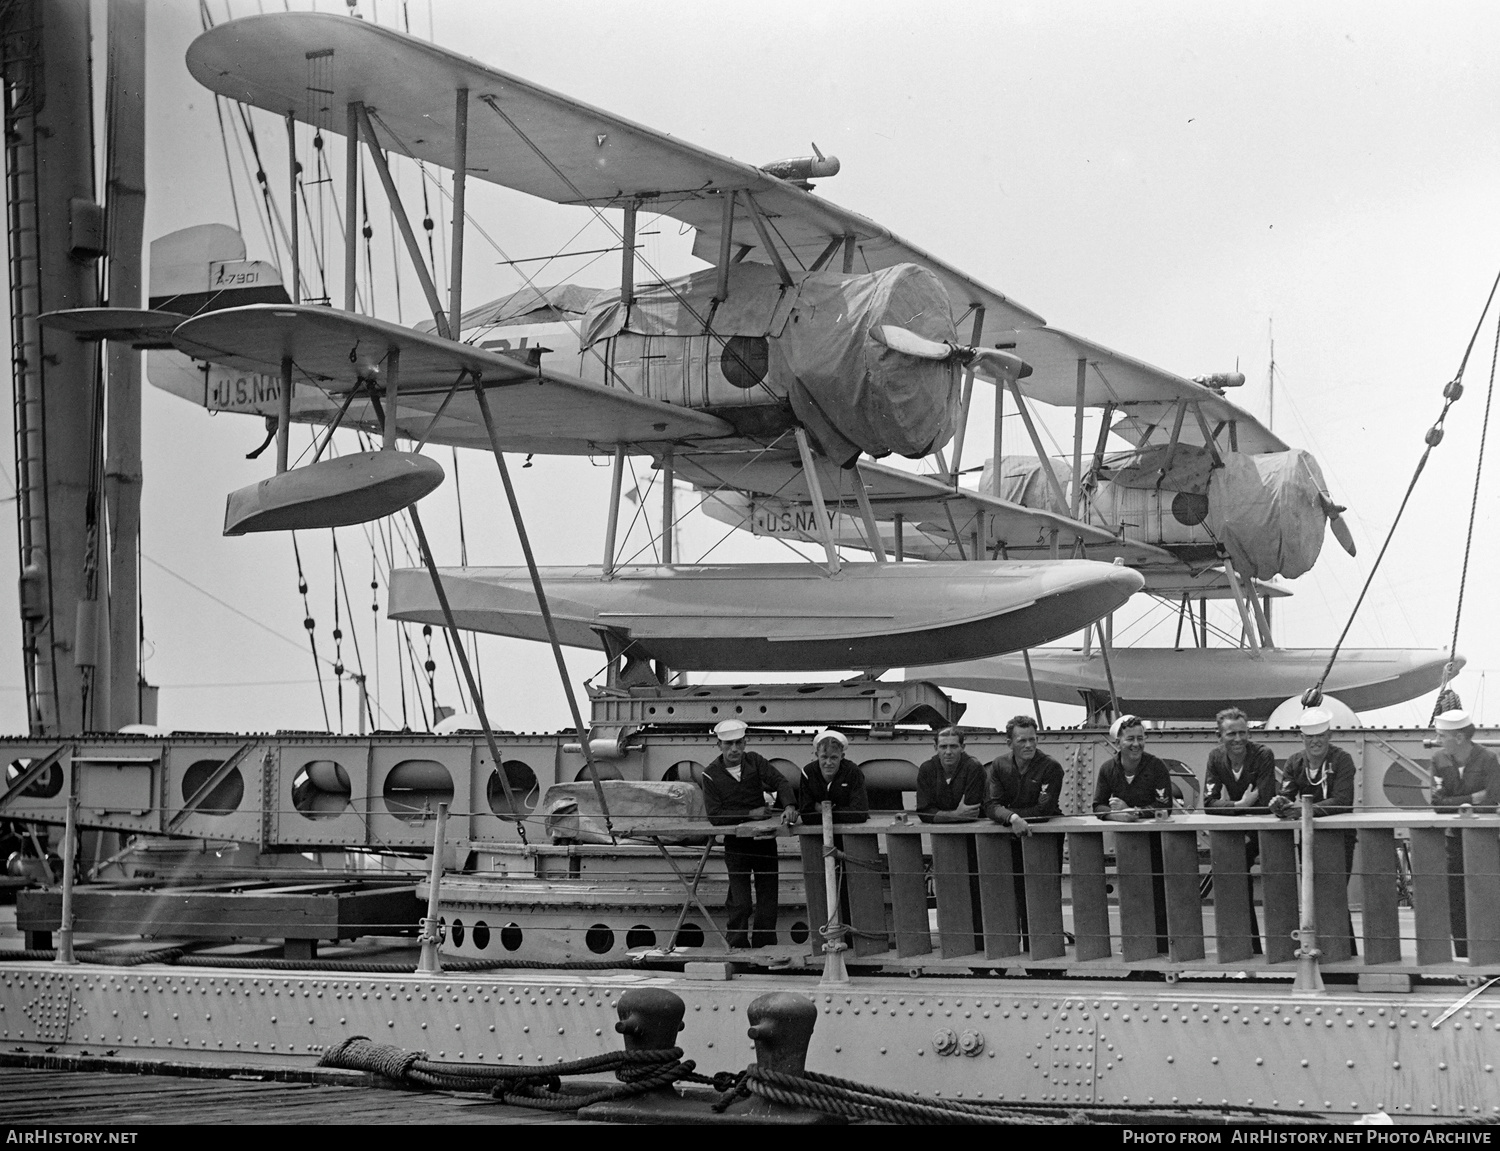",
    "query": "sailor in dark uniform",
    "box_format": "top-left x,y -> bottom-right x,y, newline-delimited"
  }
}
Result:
1270,706 -> 1360,953
1093,714 -> 1172,954
916,726 -> 985,823
1430,708 -> 1500,959
797,729 -> 869,824
700,718 -> 797,948
1269,706 -> 1358,873
984,715 -> 1064,951
1204,706 -> 1277,953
